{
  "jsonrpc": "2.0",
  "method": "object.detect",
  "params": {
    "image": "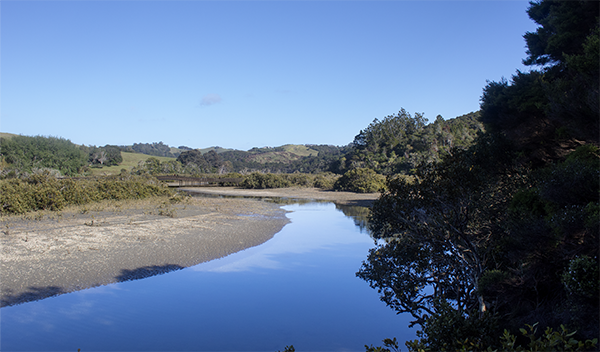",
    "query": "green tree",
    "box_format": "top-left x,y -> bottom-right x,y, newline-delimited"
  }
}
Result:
88,145 -> 122,166
357,134 -> 517,327
523,0 -> 599,68
334,168 -> 386,193
360,2 -> 599,348
0,135 -> 87,176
